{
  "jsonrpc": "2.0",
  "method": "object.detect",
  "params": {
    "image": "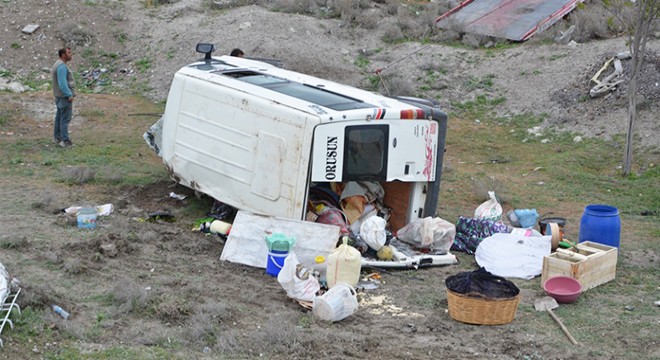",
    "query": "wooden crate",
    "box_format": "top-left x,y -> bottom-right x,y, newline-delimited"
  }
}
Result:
541,241 -> 618,291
